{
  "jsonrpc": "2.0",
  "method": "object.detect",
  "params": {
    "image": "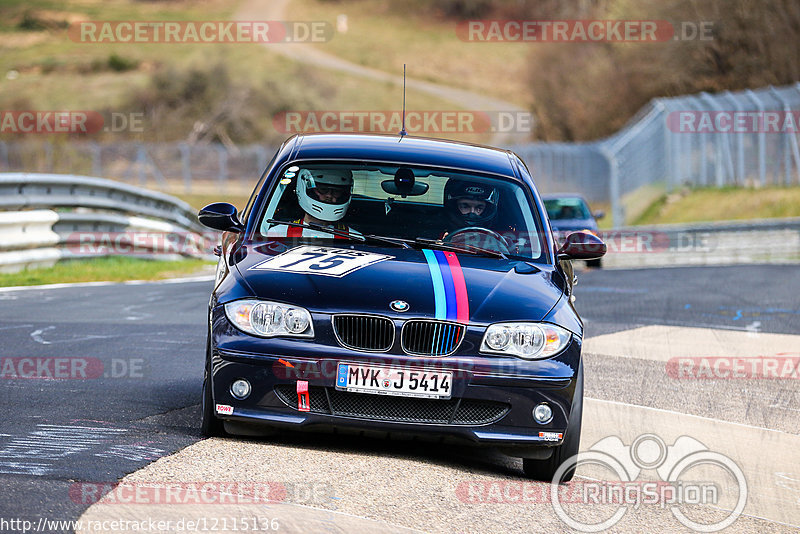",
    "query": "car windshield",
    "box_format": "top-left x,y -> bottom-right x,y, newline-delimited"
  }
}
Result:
255,161 -> 546,261
544,198 -> 592,220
